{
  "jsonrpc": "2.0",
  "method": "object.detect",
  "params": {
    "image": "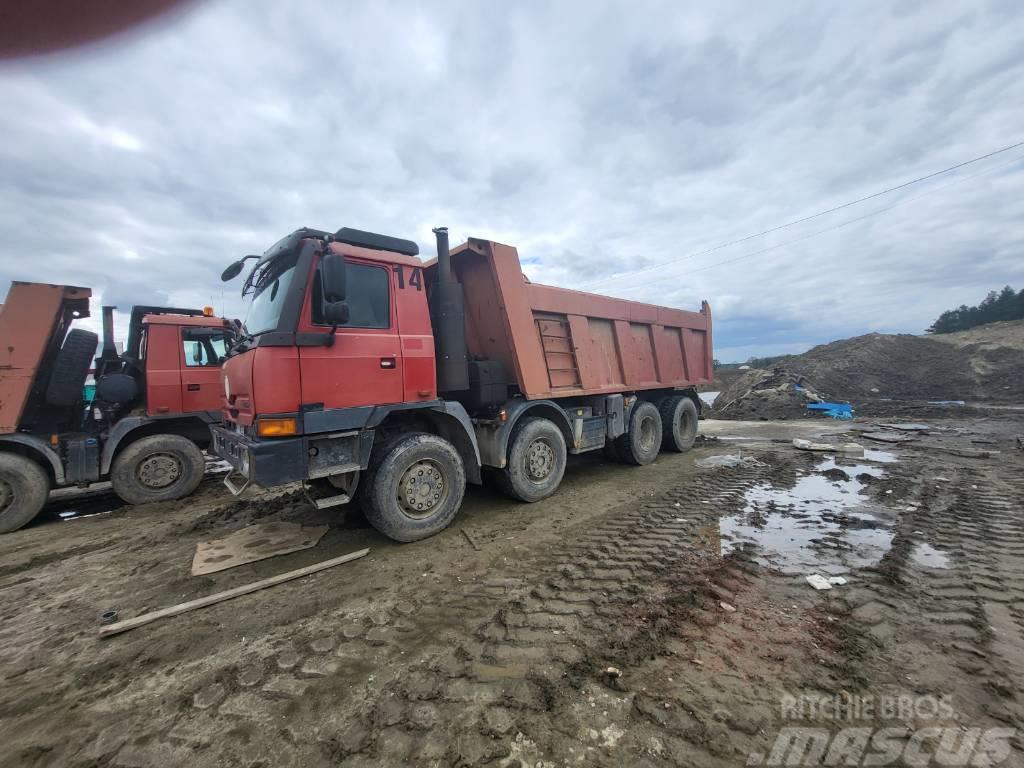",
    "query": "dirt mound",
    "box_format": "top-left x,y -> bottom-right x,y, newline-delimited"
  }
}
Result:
712,321 -> 1023,420
773,323 -> 1024,403
711,367 -> 828,420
